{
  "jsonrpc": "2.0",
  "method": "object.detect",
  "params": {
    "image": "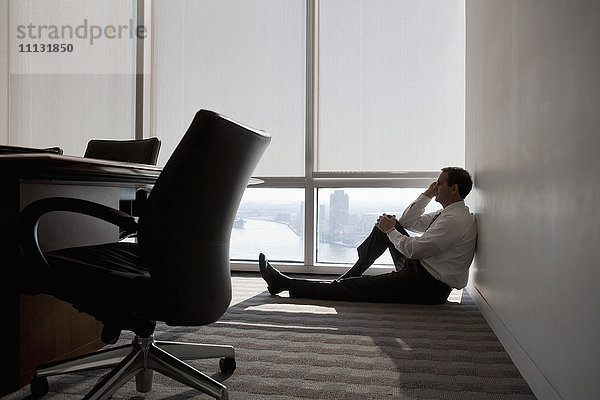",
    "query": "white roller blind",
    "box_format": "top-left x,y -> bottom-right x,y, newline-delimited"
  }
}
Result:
5,0 -> 137,155
152,0 -> 306,175
317,0 -> 465,172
